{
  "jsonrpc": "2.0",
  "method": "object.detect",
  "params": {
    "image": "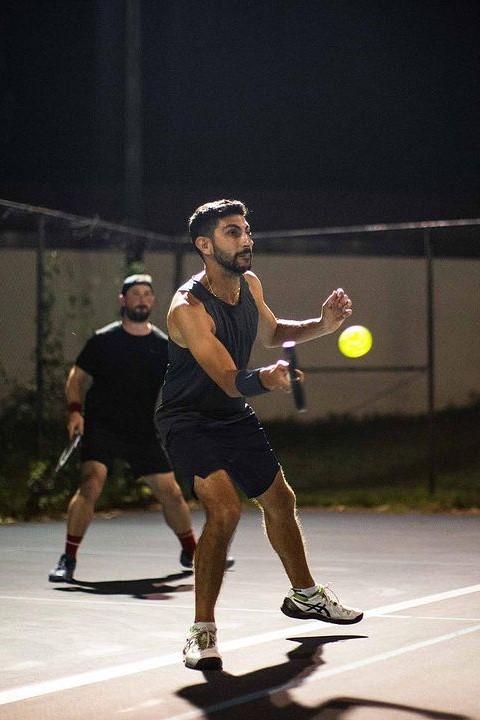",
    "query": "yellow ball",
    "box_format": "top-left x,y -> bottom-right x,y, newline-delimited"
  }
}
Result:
338,325 -> 373,358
